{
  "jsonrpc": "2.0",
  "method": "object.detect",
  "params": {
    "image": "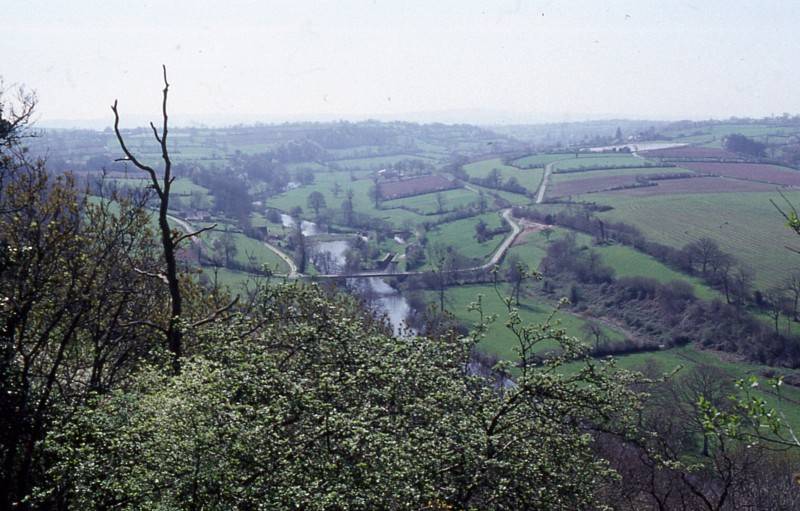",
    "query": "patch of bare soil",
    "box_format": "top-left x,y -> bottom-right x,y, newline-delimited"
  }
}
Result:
512,219 -> 552,246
